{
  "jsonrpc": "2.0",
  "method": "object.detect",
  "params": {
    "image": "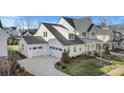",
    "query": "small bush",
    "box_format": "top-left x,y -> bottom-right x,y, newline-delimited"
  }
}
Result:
62,65 -> 67,69
61,50 -> 71,64
56,62 -> 61,66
